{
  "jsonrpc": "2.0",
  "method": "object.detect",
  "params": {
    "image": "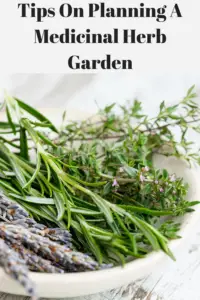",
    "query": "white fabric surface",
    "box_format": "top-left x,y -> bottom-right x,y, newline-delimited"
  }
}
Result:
0,73 -> 200,114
